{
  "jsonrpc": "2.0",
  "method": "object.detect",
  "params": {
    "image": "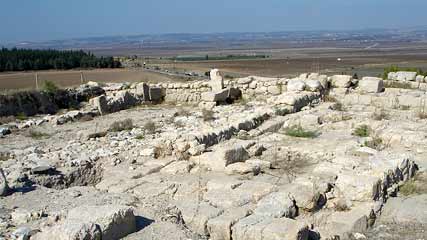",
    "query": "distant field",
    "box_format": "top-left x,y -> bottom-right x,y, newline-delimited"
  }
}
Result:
0,69 -> 187,90
156,52 -> 427,78
3,46 -> 427,90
